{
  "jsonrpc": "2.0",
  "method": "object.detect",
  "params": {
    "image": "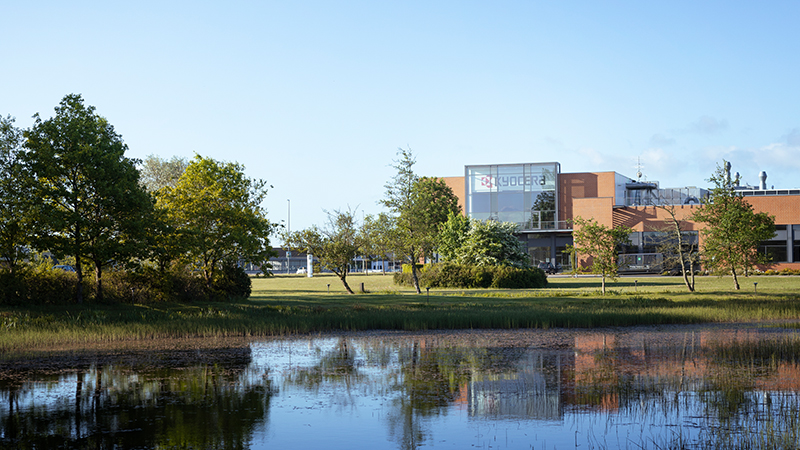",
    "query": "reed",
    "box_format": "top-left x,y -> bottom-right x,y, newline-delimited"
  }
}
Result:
2,274 -> 800,352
